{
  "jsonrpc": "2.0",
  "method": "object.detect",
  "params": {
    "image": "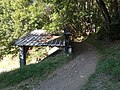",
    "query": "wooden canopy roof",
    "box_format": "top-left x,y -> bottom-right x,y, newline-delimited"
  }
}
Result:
15,30 -> 65,47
